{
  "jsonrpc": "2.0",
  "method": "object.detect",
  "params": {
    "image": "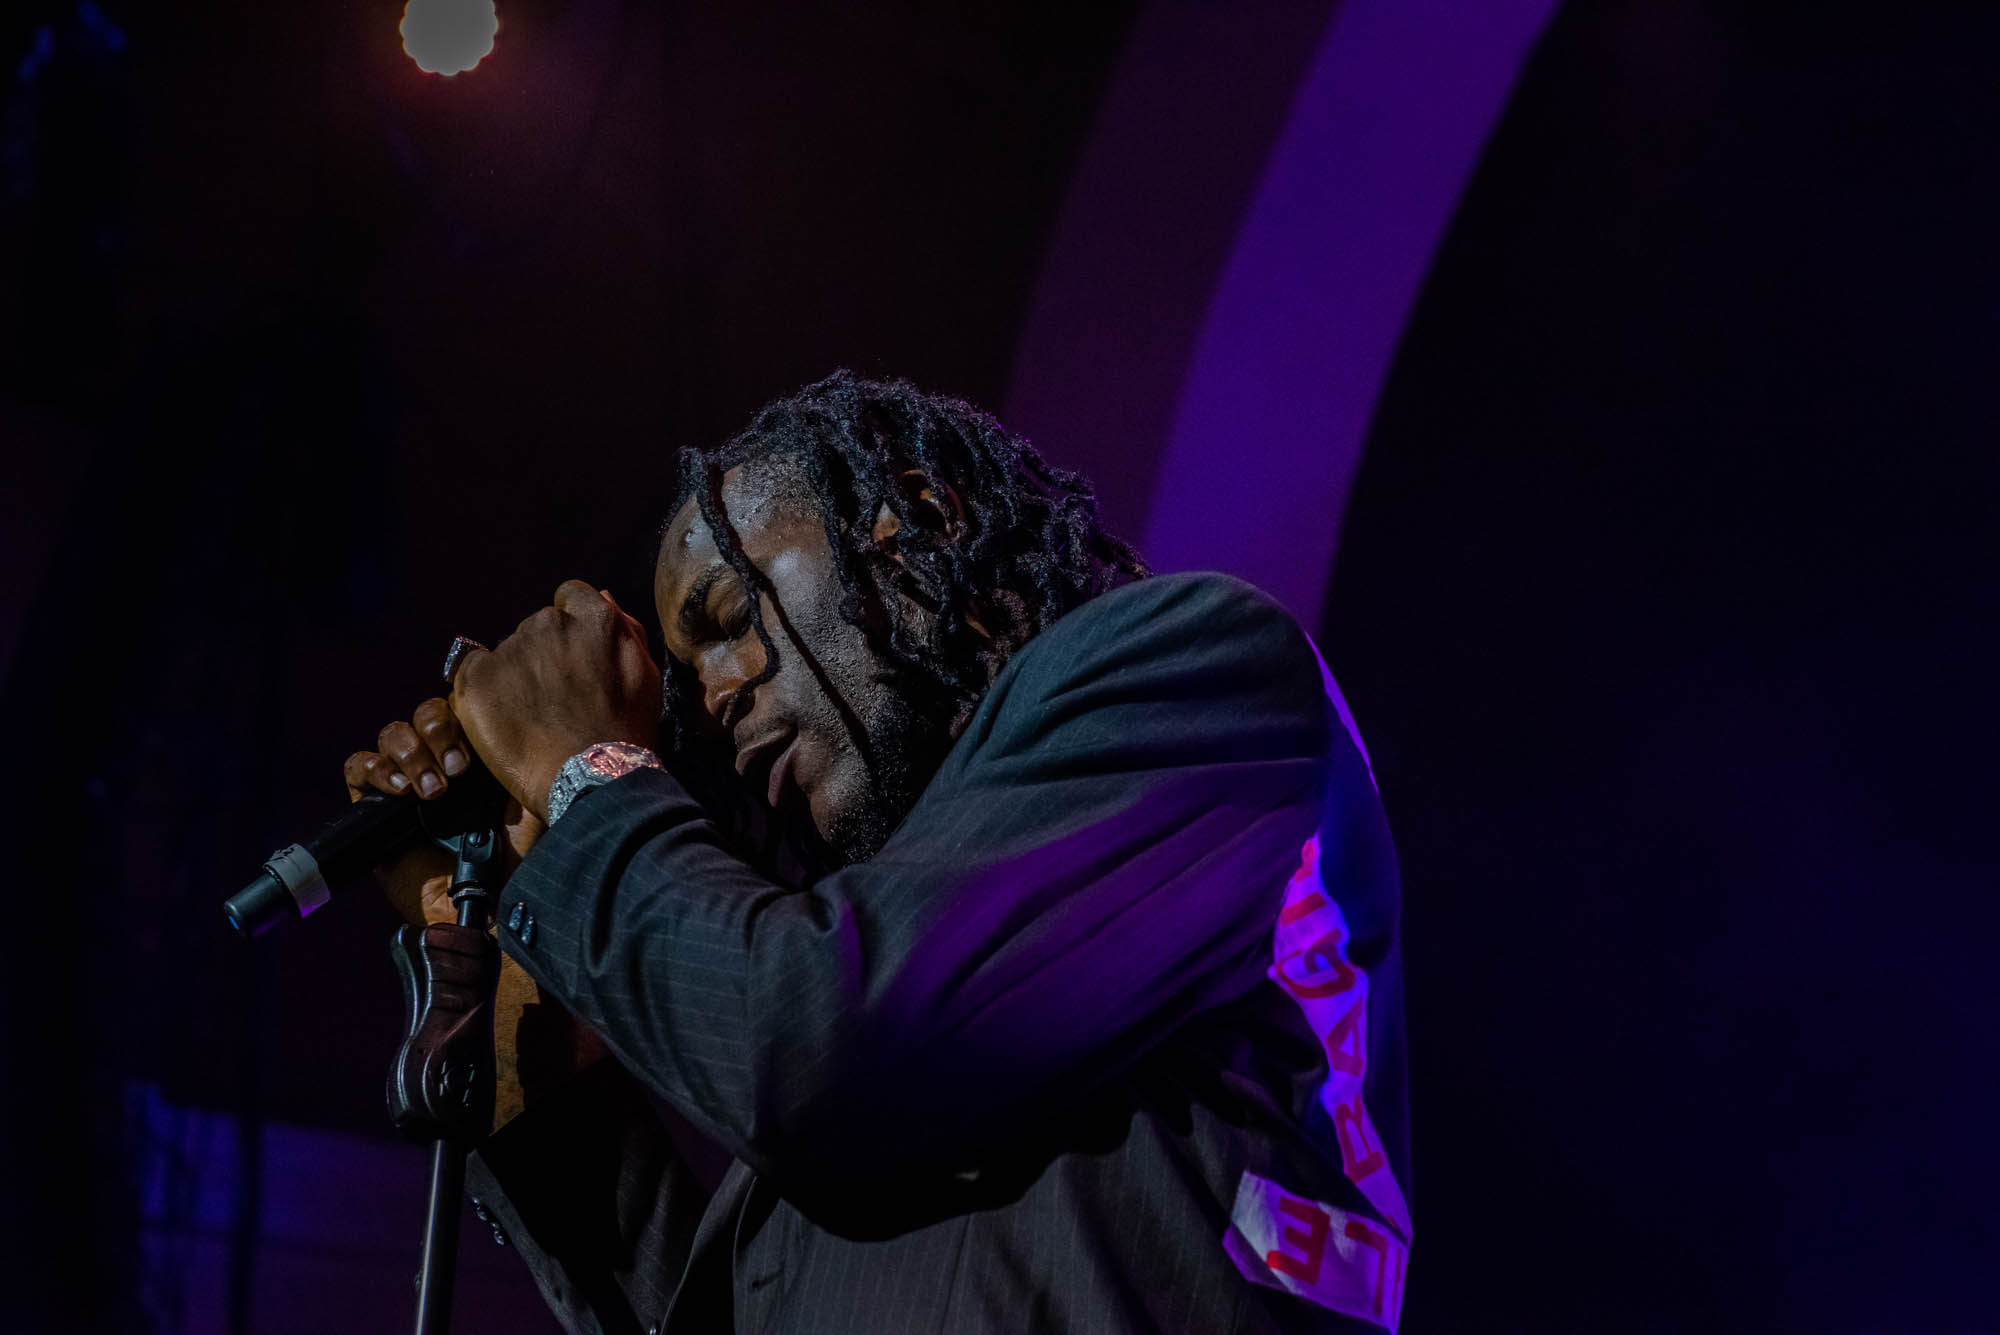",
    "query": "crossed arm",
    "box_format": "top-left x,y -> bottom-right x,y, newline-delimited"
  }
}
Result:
491,573 -> 1332,1192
